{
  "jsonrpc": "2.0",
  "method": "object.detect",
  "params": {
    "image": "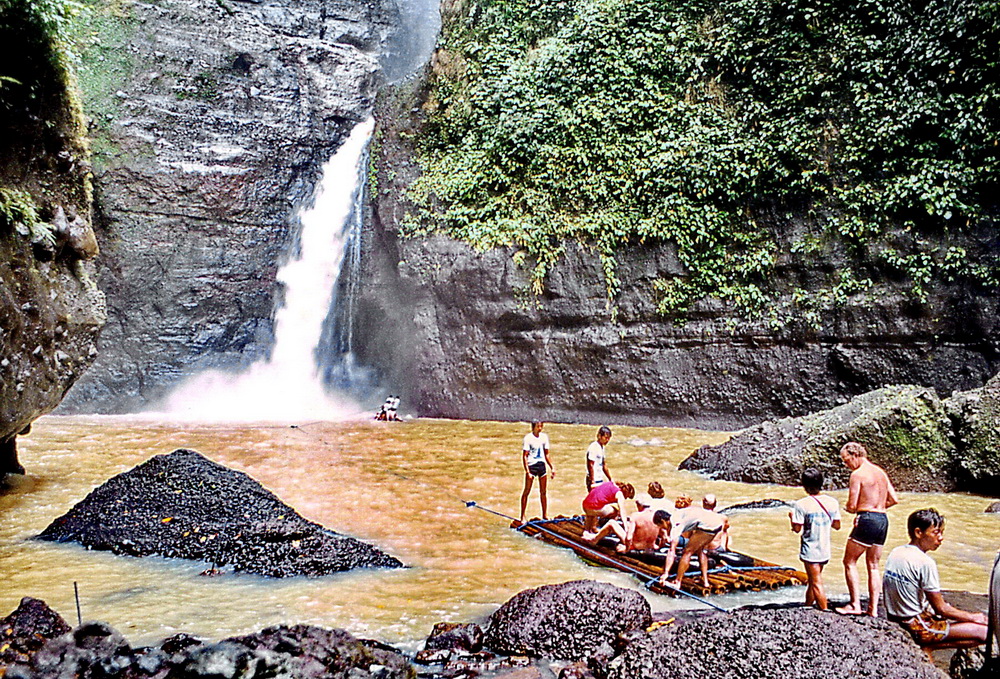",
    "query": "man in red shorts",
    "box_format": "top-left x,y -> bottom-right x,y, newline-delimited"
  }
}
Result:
884,508 -> 988,656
